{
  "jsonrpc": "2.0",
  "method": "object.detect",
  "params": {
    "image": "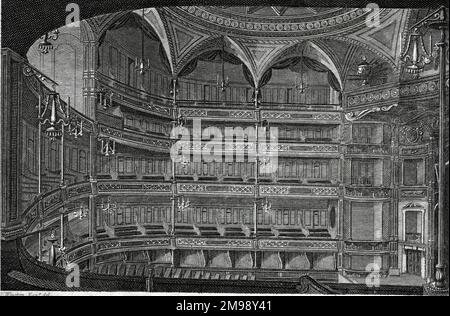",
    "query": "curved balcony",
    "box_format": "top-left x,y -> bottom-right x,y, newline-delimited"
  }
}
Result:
97,72 -> 342,123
